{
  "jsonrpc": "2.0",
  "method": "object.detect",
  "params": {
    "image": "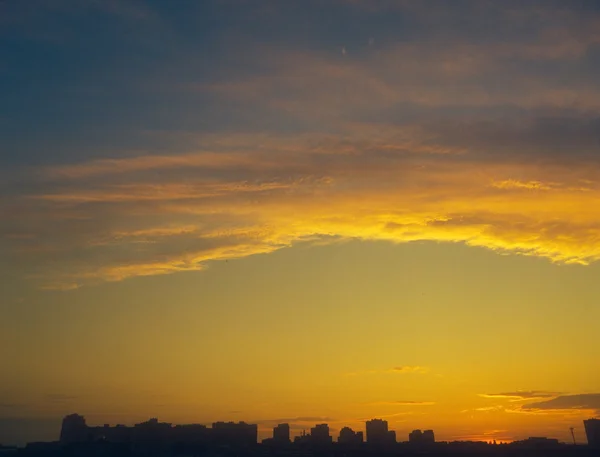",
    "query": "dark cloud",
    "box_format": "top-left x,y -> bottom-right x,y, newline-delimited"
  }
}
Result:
522,393 -> 600,410
423,114 -> 600,163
